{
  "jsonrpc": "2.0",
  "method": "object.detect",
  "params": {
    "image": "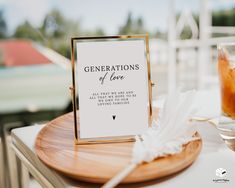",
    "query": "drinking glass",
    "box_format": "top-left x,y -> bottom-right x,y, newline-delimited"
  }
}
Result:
217,43 -> 235,151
